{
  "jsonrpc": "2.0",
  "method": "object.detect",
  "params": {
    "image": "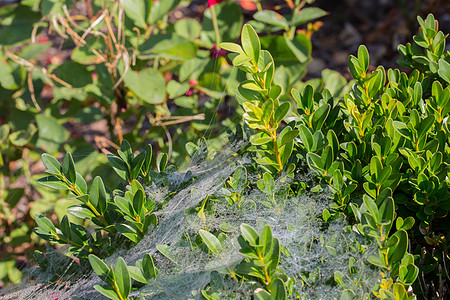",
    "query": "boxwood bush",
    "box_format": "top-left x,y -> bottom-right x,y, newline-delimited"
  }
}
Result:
4,9 -> 450,300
